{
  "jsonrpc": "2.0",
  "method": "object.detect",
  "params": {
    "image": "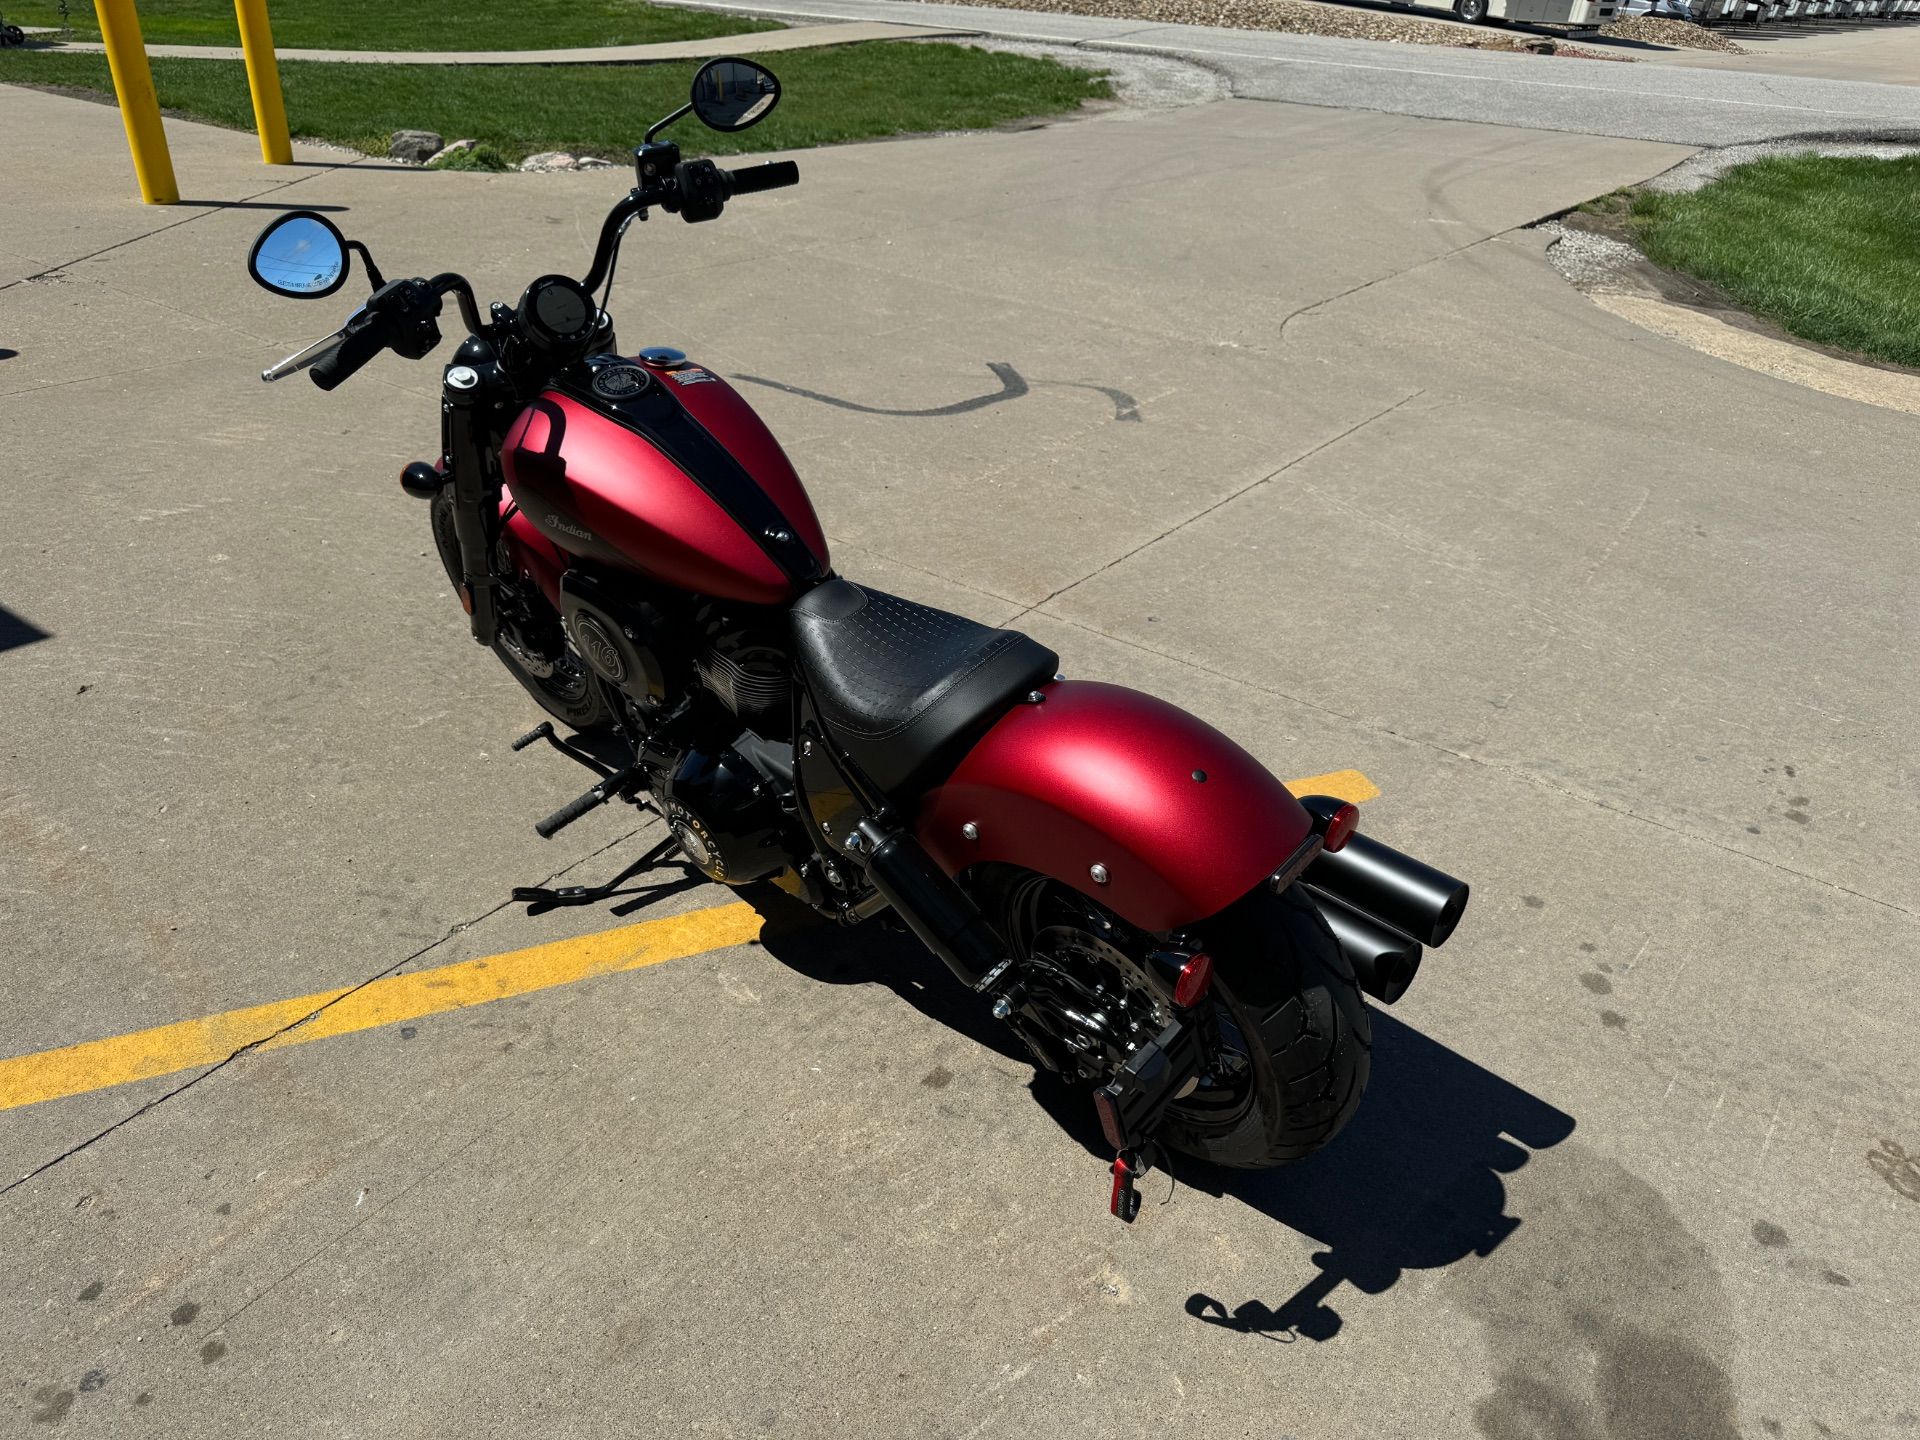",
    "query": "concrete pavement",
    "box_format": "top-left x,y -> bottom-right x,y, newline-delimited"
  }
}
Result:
1628,14 -> 1920,81
668,0 -> 1920,139
4,65 -> 1919,1440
